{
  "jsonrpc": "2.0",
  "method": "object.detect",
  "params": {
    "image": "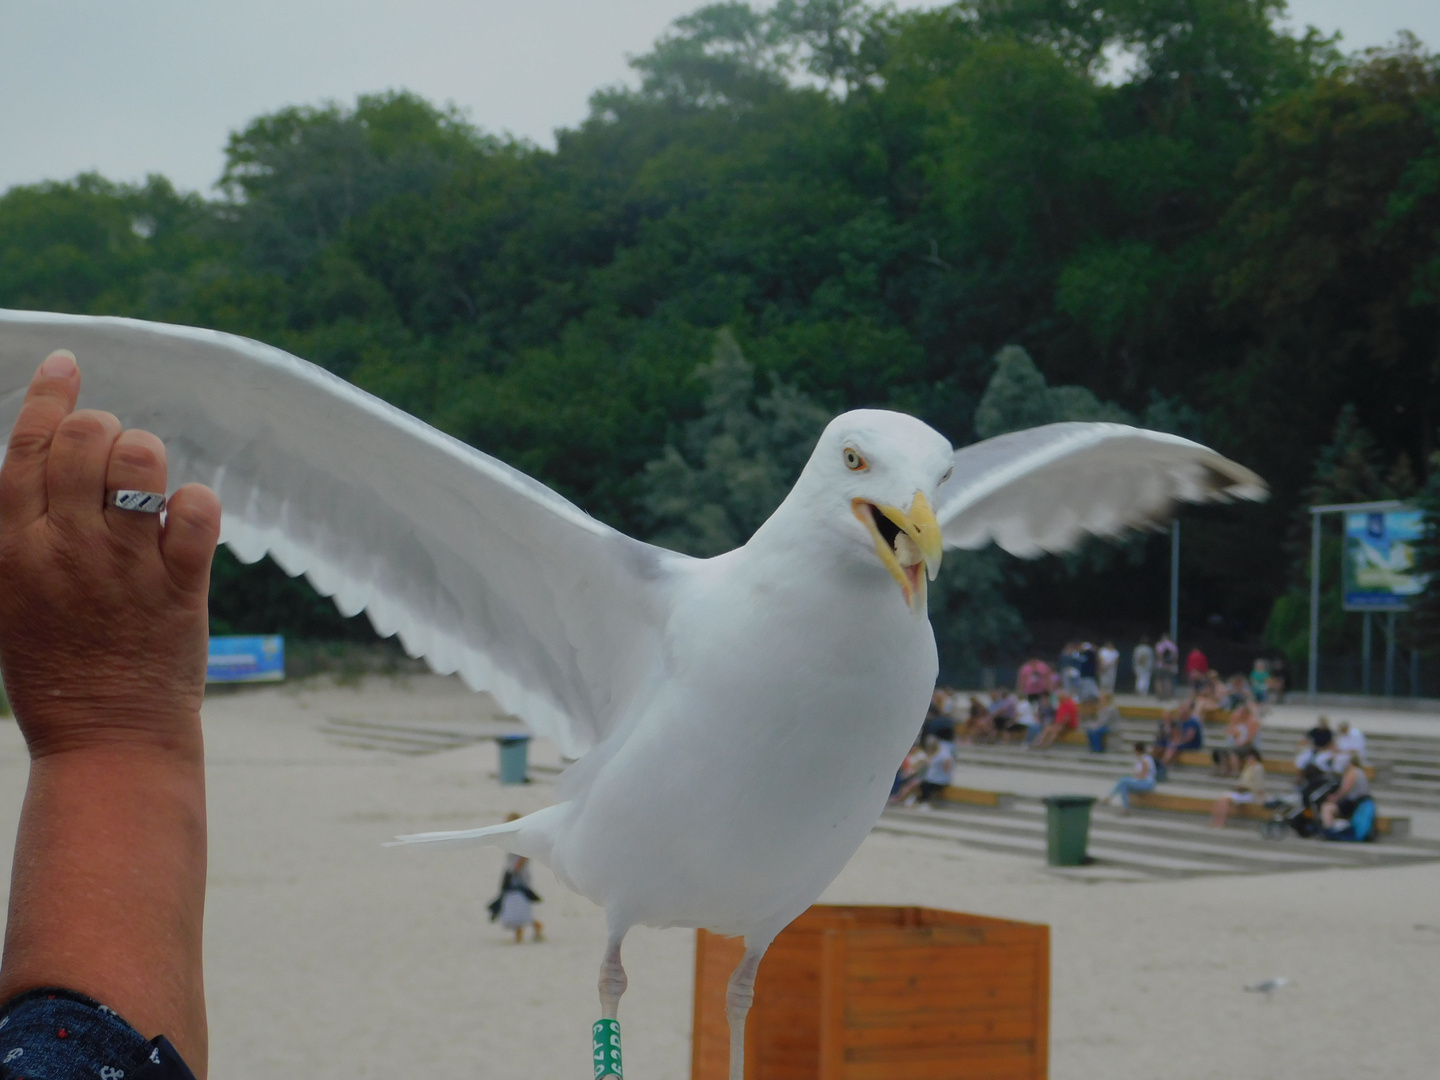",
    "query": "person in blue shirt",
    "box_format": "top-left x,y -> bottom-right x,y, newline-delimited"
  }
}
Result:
1159,705 -> 1205,770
